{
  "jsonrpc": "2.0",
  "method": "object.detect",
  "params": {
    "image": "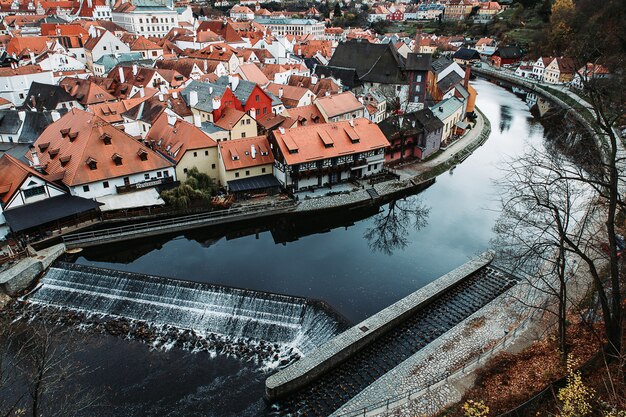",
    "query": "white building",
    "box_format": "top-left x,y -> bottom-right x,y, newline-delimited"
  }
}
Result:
0,65 -> 55,106
112,0 -> 179,38
253,17 -> 325,37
